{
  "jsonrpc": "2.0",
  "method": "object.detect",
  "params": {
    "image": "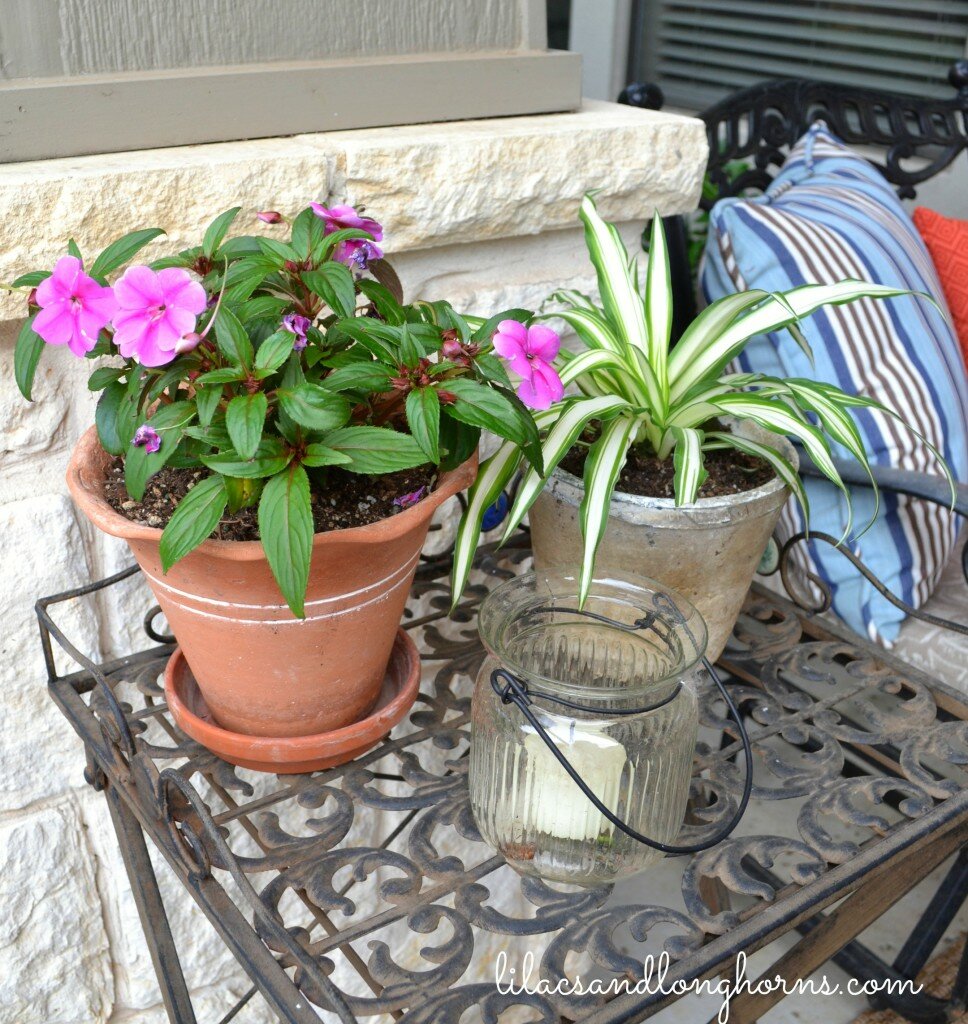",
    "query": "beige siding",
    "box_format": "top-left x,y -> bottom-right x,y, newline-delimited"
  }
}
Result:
1,0 -> 544,79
